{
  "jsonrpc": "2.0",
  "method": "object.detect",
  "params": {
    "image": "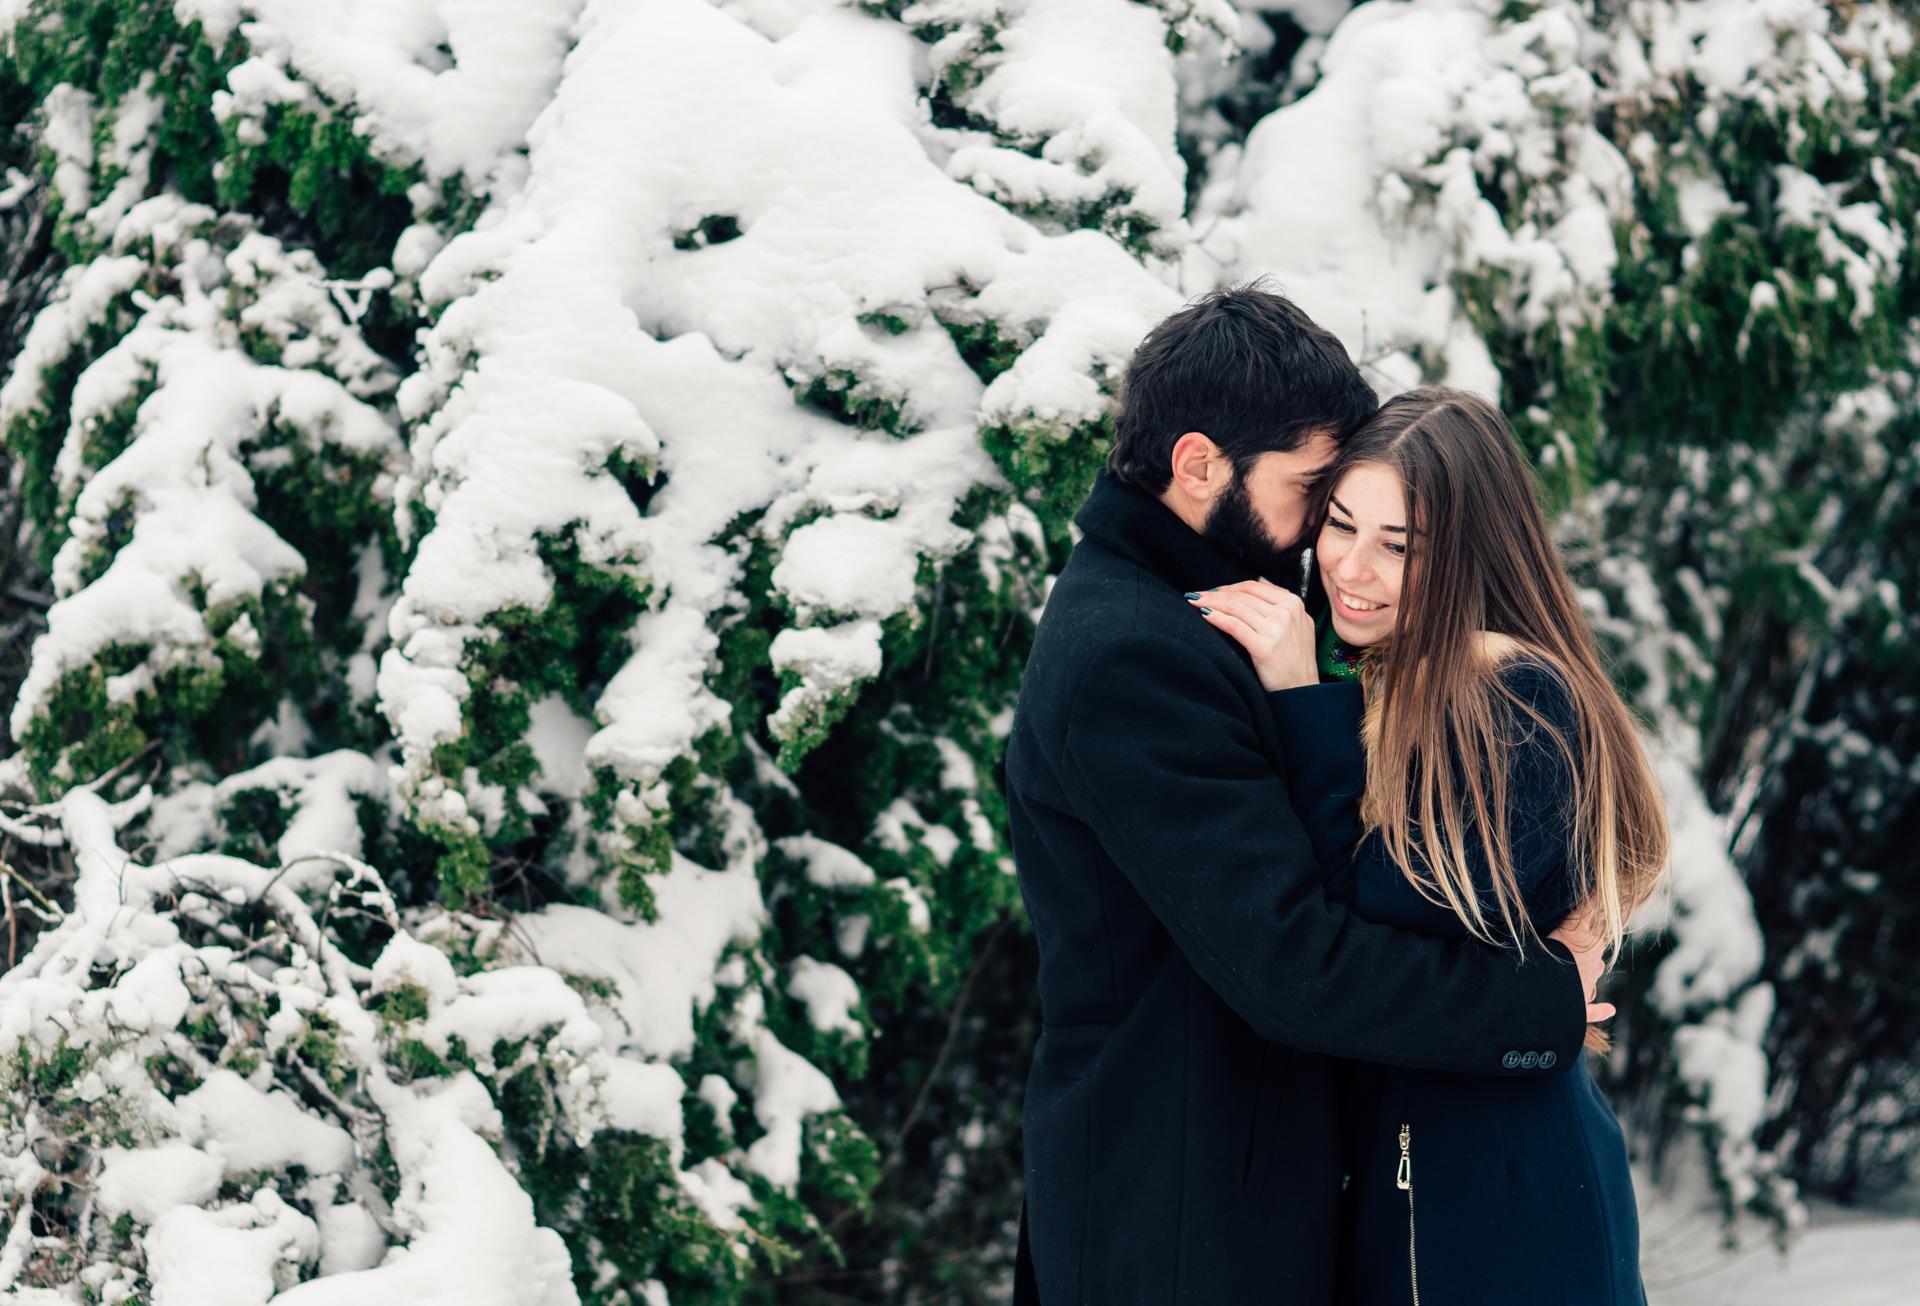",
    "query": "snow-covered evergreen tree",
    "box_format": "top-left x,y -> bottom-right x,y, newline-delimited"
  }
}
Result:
0,1 -> 1913,1302
0,0 -> 1213,1300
